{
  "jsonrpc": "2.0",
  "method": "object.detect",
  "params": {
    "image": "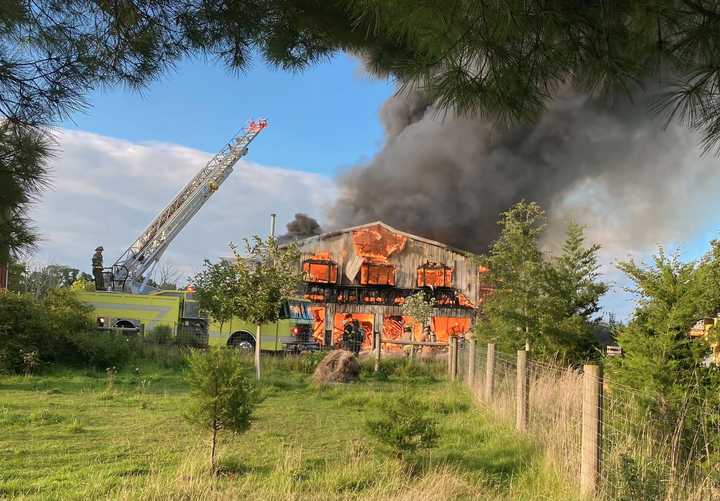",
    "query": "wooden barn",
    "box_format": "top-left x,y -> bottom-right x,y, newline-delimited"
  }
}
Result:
288,221 -> 490,351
